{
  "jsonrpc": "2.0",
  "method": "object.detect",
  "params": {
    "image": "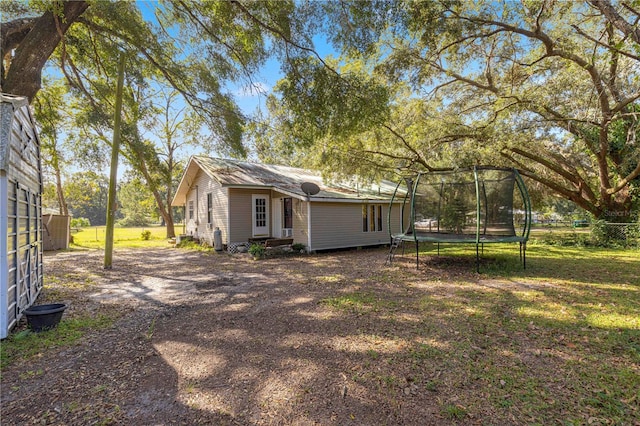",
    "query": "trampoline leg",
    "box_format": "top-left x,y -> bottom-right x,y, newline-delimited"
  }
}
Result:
476,244 -> 480,273
523,242 -> 527,270
519,242 -> 522,264
415,240 -> 419,269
